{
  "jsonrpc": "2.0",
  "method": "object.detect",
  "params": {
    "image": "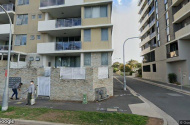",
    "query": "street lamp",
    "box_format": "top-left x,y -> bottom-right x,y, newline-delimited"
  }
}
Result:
123,37 -> 139,91
0,5 -> 13,111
